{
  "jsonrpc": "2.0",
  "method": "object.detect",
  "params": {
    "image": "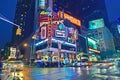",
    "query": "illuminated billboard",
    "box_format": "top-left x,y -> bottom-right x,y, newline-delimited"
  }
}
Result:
55,30 -> 66,38
117,24 -> 120,34
38,11 -> 59,25
40,25 -> 47,39
38,11 -> 49,23
89,18 -> 105,29
38,0 -> 46,9
87,38 -> 97,50
59,11 -> 81,27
